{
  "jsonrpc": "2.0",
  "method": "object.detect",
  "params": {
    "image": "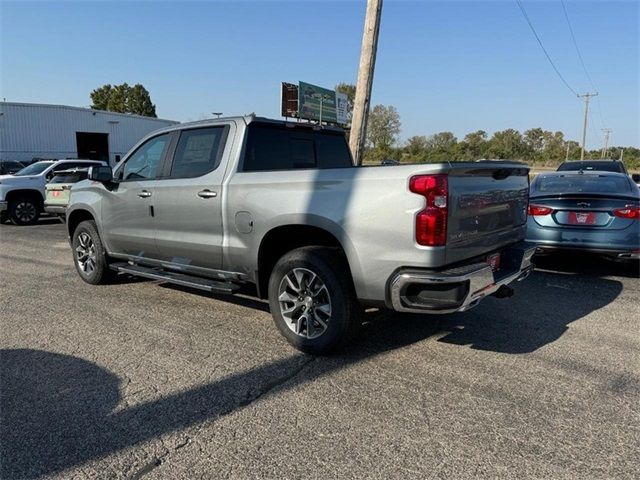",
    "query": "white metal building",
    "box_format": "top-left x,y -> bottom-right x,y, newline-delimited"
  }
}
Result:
0,102 -> 179,166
